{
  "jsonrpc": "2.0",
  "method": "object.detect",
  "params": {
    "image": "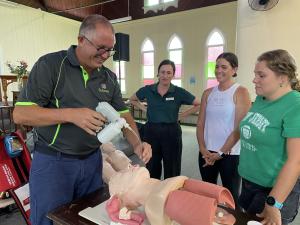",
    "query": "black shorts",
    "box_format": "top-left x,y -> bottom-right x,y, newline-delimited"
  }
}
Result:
239,178 -> 300,224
